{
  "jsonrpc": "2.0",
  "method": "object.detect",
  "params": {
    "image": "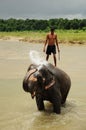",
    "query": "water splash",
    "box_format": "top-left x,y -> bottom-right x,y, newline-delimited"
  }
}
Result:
29,50 -> 47,65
